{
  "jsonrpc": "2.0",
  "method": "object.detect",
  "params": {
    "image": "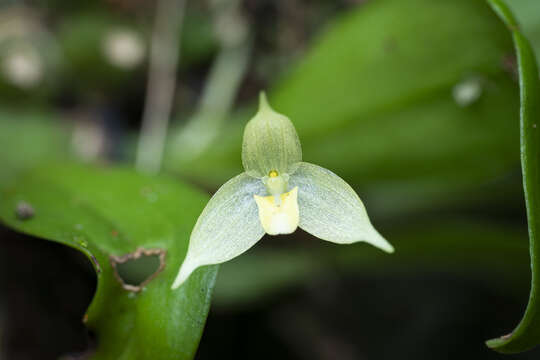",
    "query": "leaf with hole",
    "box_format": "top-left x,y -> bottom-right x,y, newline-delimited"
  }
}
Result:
0,164 -> 217,360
